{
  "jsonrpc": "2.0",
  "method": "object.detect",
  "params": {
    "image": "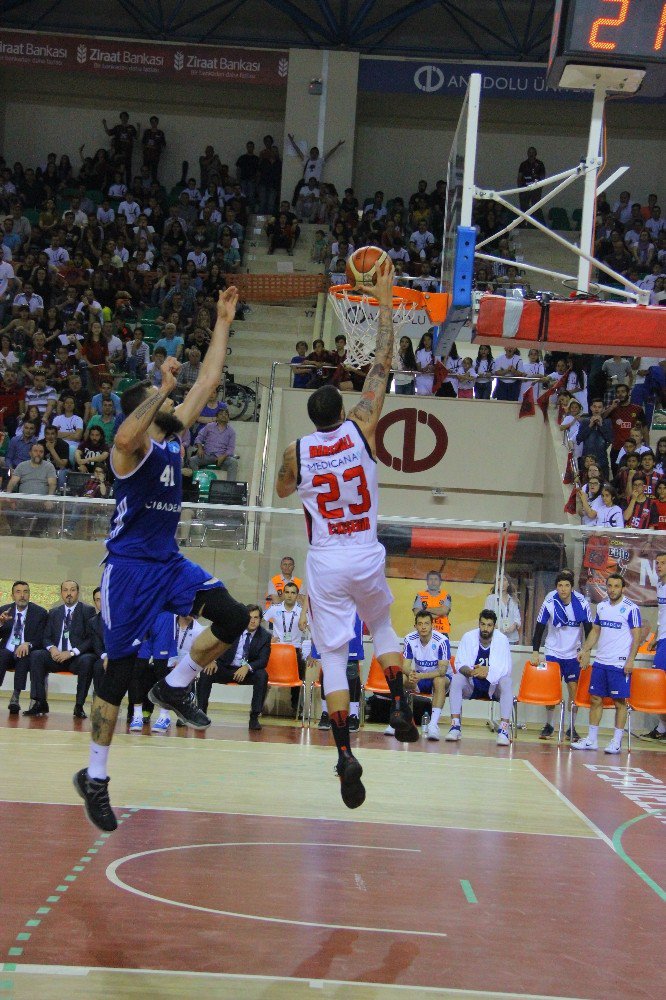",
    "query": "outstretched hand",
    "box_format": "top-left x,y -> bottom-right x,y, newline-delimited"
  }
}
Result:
217,286 -> 239,324
357,260 -> 395,306
160,357 -> 181,394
